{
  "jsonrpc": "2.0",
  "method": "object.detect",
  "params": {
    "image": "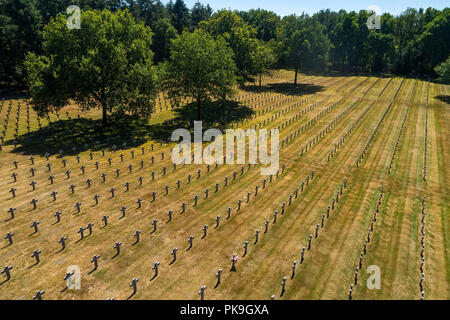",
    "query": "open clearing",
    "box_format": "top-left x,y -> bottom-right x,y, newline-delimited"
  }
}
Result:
0,71 -> 448,300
